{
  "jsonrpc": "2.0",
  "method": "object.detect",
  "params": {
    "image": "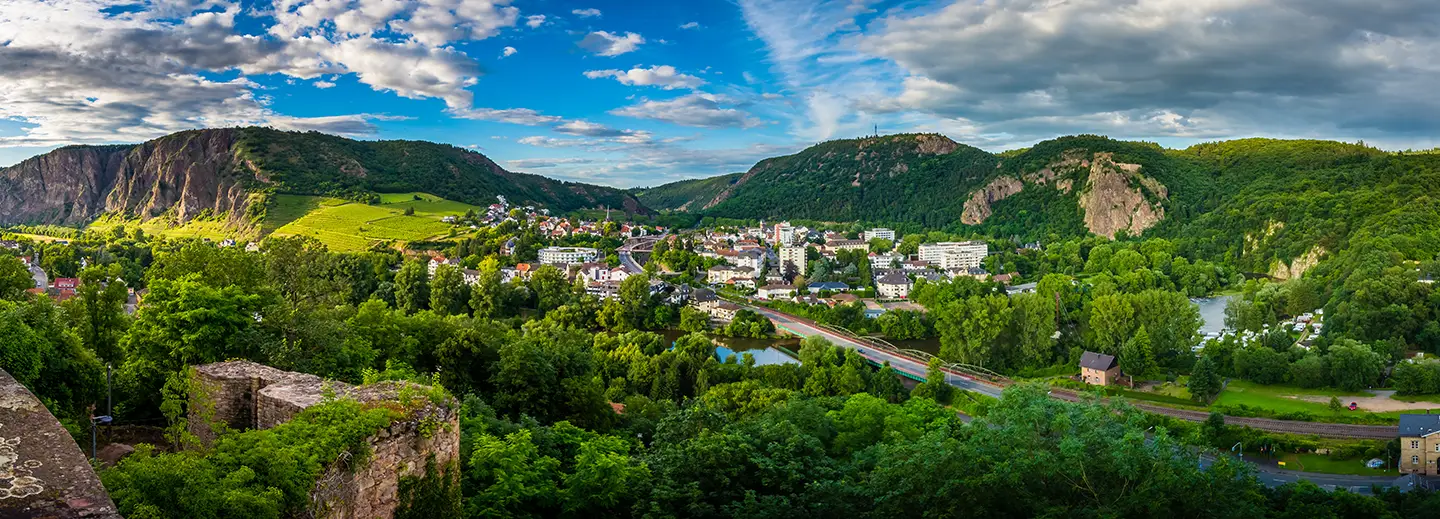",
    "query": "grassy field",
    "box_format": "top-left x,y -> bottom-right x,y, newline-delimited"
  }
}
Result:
1391,393 -> 1440,404
1211,380 -> 1368,416
269,192 -> 478,251
1276,453 -> 1392,476
87,214 -> 254,242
